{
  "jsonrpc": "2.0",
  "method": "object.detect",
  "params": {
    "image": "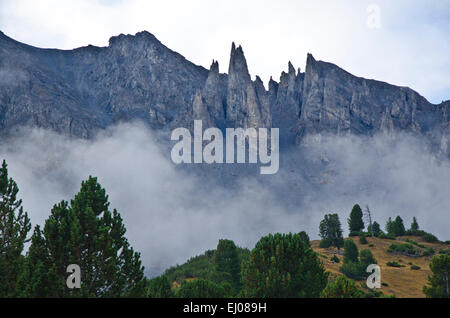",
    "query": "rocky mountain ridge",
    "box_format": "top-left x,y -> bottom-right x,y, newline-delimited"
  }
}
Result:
0,30 -> 449,154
